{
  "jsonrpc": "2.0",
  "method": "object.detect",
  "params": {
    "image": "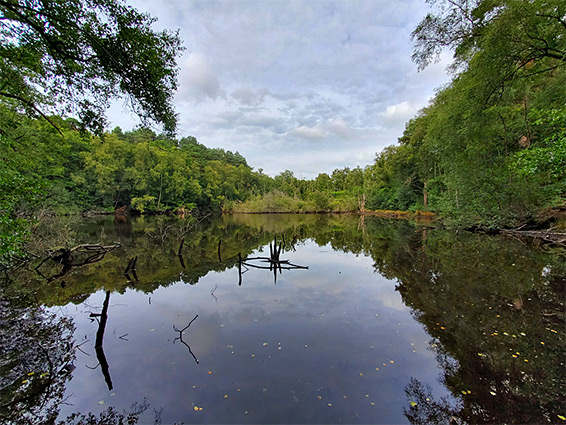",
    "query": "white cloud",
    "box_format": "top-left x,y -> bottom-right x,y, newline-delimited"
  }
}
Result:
231,87 -> 270,106
383,101 -> 420,125
177,52 -> 221,101
109,0 -> 452,177
292,125 -> 326,141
